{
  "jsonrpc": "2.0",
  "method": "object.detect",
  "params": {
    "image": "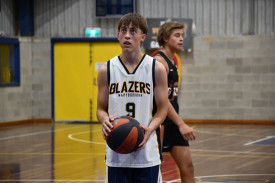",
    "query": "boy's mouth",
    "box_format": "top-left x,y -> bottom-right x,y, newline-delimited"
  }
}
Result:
124,41 -> 131,45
